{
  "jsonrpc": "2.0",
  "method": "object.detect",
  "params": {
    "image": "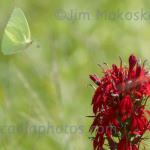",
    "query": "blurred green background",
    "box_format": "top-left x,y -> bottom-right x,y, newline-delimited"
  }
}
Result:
0,0 -> 150,149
